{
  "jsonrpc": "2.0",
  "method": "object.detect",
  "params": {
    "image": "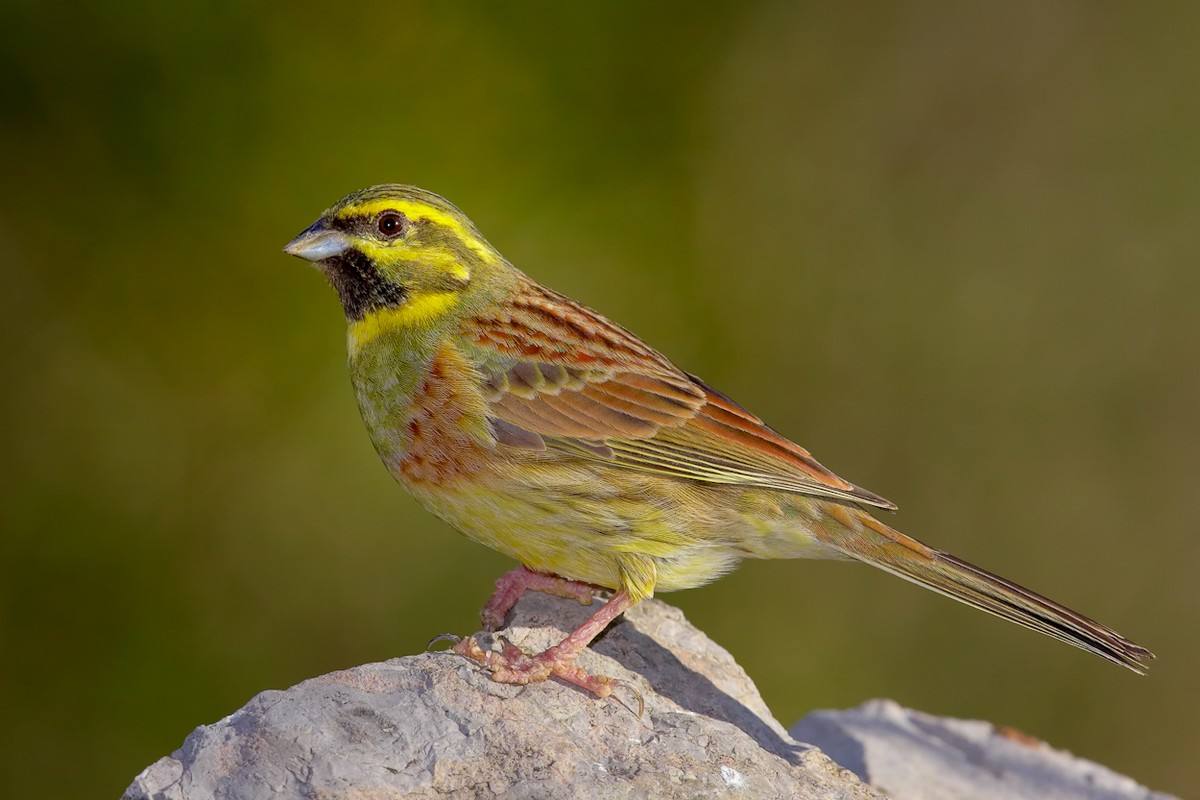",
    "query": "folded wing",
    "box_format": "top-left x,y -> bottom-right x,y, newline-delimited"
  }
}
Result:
465,280 -> 896,511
